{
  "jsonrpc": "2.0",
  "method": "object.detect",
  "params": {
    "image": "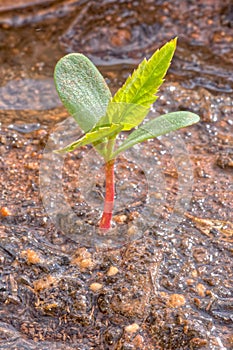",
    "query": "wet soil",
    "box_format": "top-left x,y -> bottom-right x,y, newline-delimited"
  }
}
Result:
0,1 -> 233,349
